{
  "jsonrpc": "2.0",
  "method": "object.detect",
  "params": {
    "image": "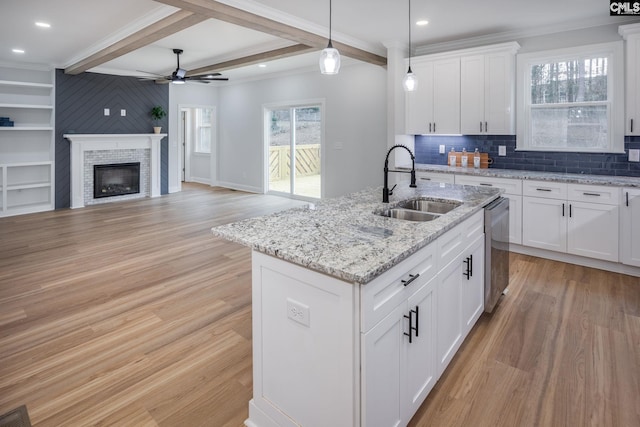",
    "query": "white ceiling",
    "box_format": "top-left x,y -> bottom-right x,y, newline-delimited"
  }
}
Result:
1,0 -> 639,83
